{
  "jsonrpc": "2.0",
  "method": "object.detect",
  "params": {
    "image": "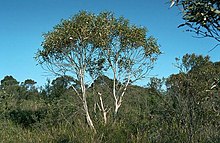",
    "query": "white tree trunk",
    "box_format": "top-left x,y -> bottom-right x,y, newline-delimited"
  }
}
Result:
98,92 -> 108,124
113,73 -> 130,116
114,101 -> 121,115
84,101 -> 96,131
80,70 -> 96,131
